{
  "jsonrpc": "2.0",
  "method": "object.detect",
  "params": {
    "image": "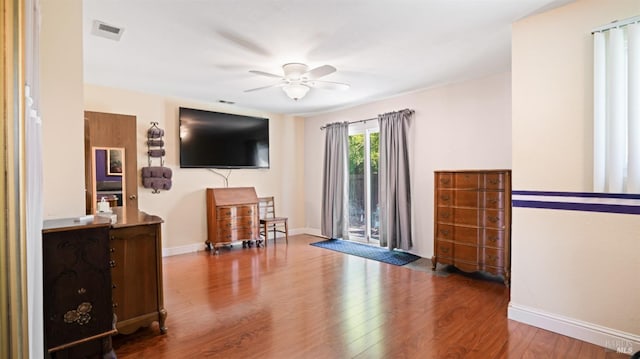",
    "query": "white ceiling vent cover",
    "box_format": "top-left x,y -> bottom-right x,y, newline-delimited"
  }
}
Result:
91,20 -> 124,41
